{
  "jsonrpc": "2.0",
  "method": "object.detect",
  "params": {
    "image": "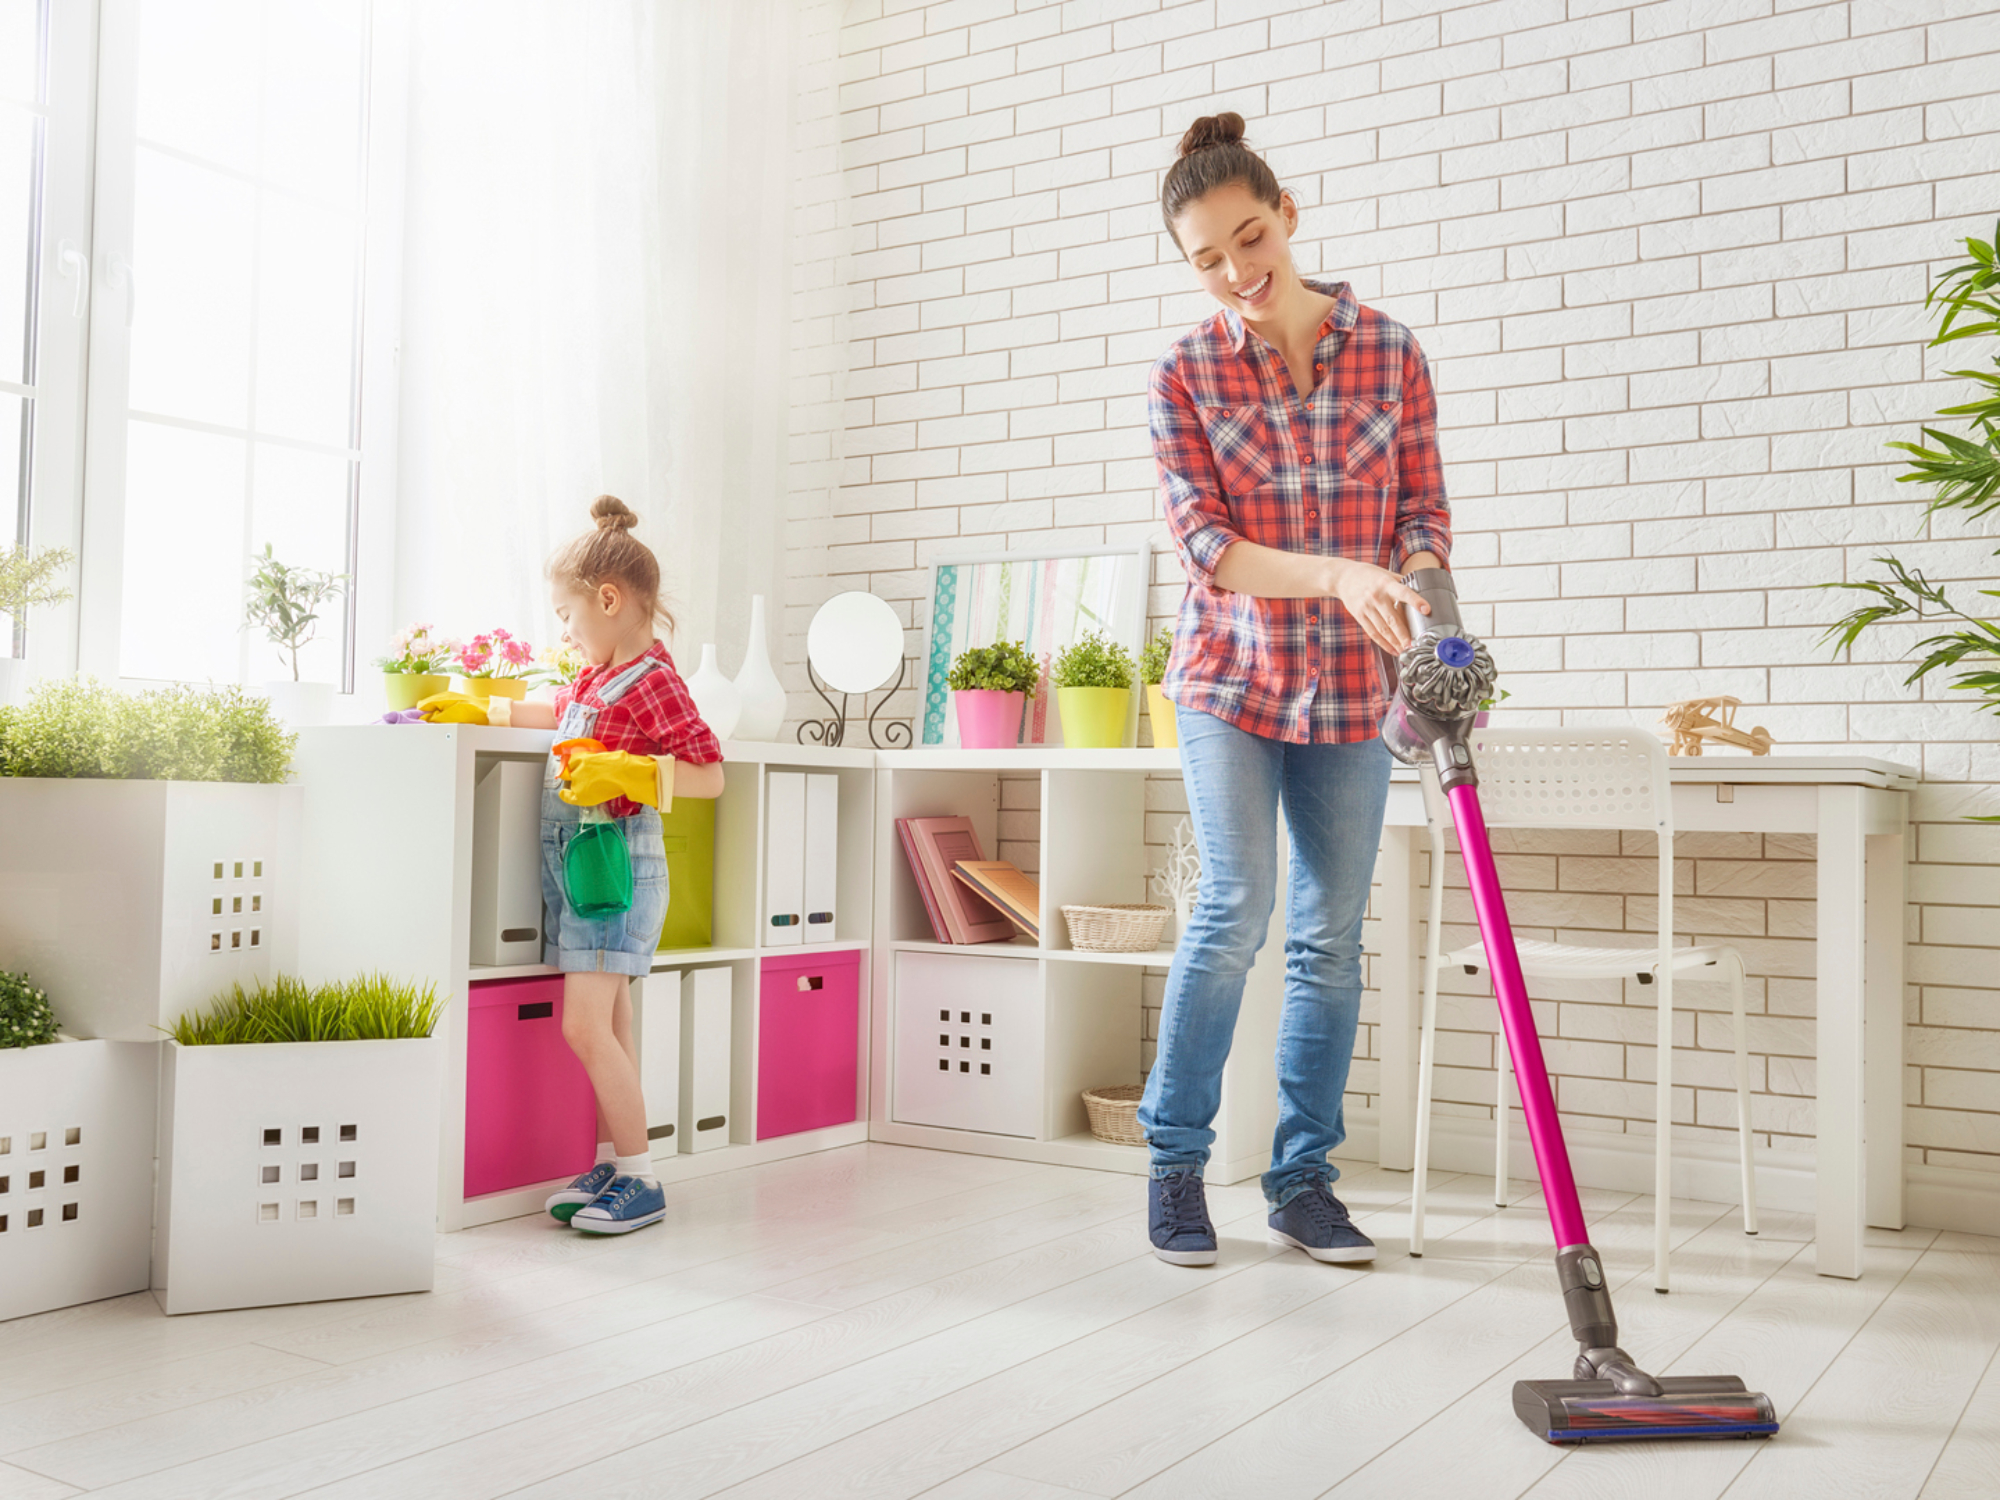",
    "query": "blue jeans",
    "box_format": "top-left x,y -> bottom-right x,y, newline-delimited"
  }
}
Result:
1137,704 -> 1391,1209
